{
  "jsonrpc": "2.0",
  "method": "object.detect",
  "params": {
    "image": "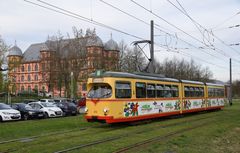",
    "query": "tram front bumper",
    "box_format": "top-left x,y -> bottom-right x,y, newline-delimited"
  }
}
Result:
85,115 -> 113,122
